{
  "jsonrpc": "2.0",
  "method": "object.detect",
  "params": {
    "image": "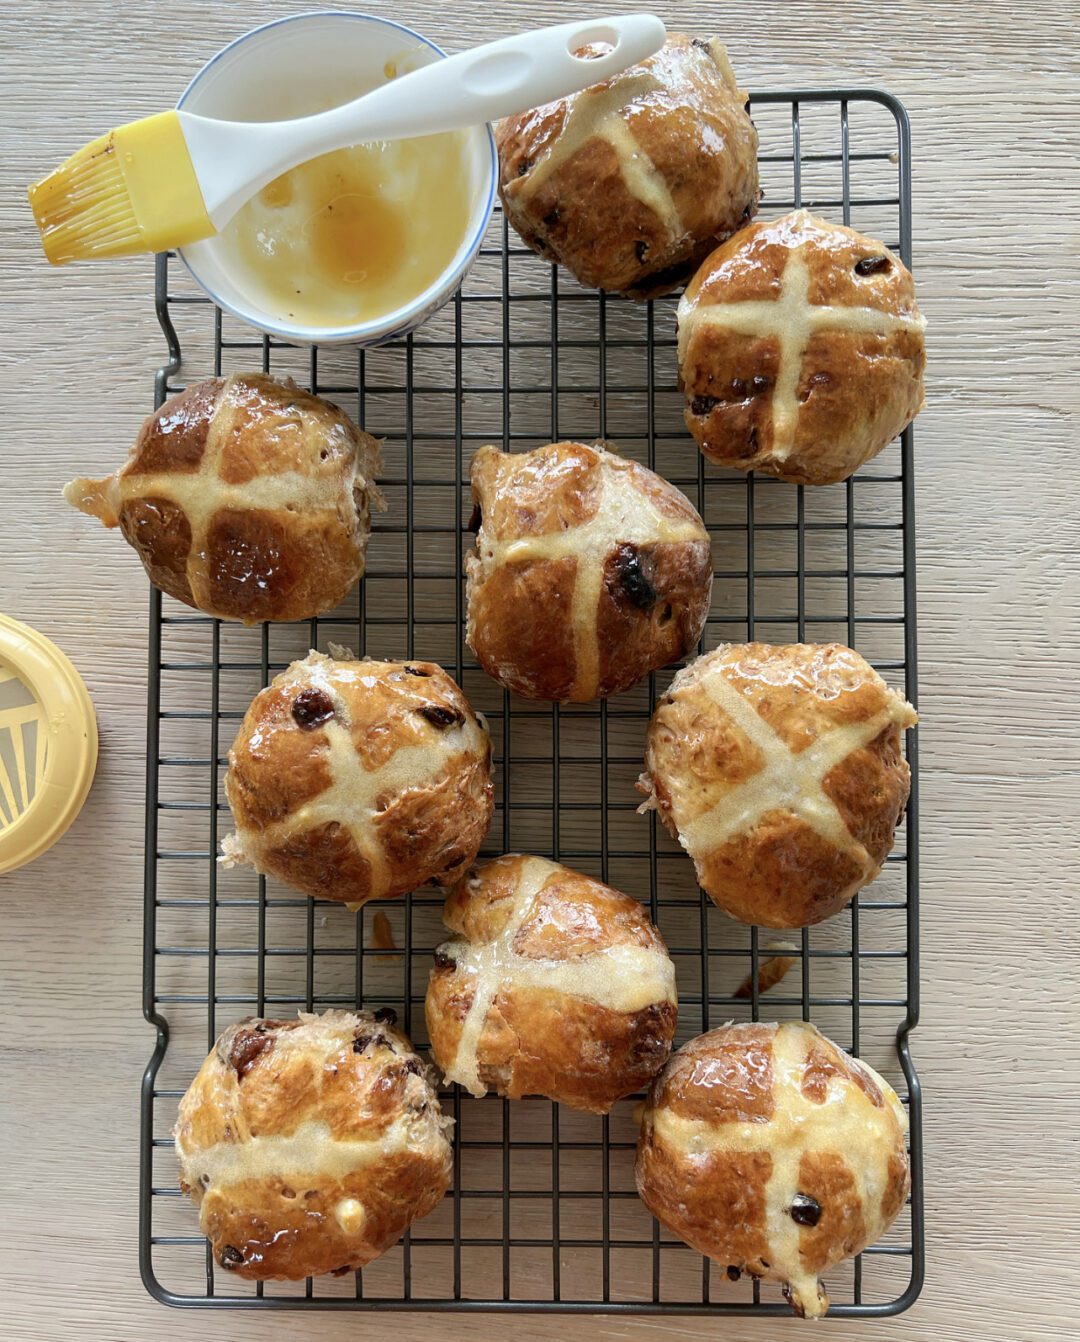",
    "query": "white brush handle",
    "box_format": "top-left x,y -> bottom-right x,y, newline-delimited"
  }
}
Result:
181,13 -> 666,227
